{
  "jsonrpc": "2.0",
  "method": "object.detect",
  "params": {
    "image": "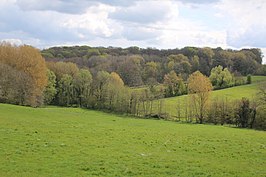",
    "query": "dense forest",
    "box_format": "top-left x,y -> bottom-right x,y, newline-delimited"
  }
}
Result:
0,43 -> 266,130
42,46 -> 266,87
